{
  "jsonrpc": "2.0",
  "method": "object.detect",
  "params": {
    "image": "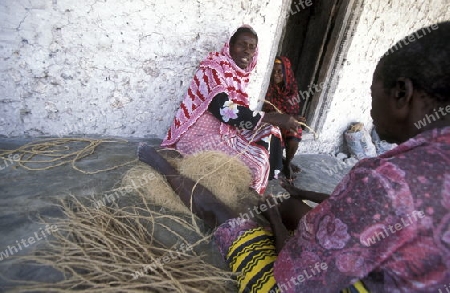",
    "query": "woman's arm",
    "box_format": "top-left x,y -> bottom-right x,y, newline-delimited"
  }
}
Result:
208,93 -> 299,132
208,93 -> 262,130
280,179 -> 329,203
261,195 -> 290,253
261,112 -> 299,133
